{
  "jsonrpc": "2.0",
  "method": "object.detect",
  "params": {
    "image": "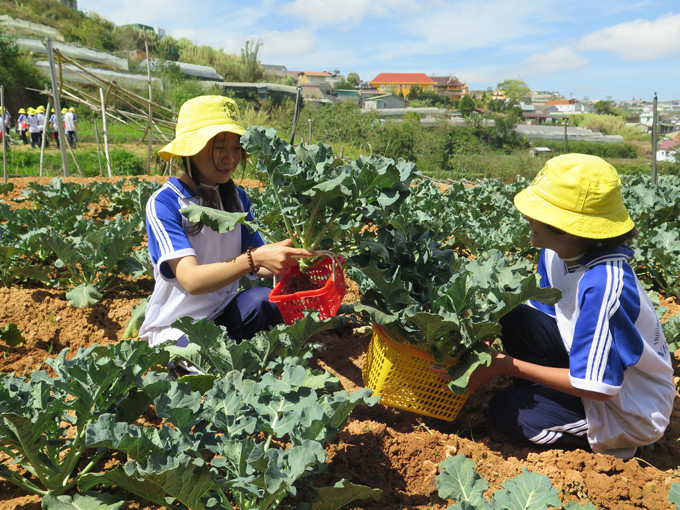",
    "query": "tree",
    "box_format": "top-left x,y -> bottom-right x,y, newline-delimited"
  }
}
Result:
346,72 -> 360,88
594,100 -> 622,116
0,30 -> 47,112
332,72 -> 361,91
459,95 -> 475,117
239,39 -> 264,82
496,79 -> 531,105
